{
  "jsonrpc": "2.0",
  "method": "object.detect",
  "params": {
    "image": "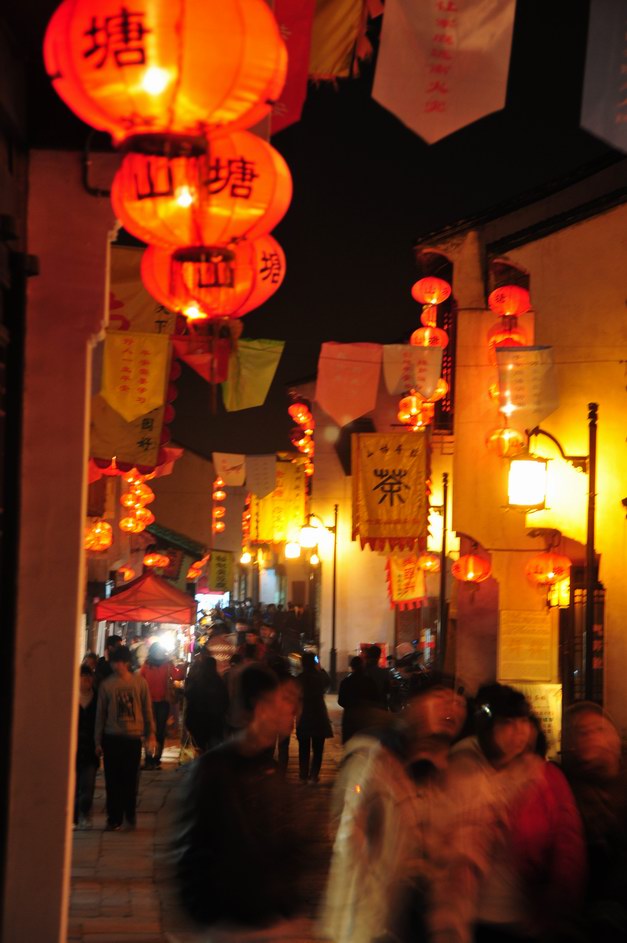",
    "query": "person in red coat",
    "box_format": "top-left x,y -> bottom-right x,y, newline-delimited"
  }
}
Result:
140,642 -> 171,769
